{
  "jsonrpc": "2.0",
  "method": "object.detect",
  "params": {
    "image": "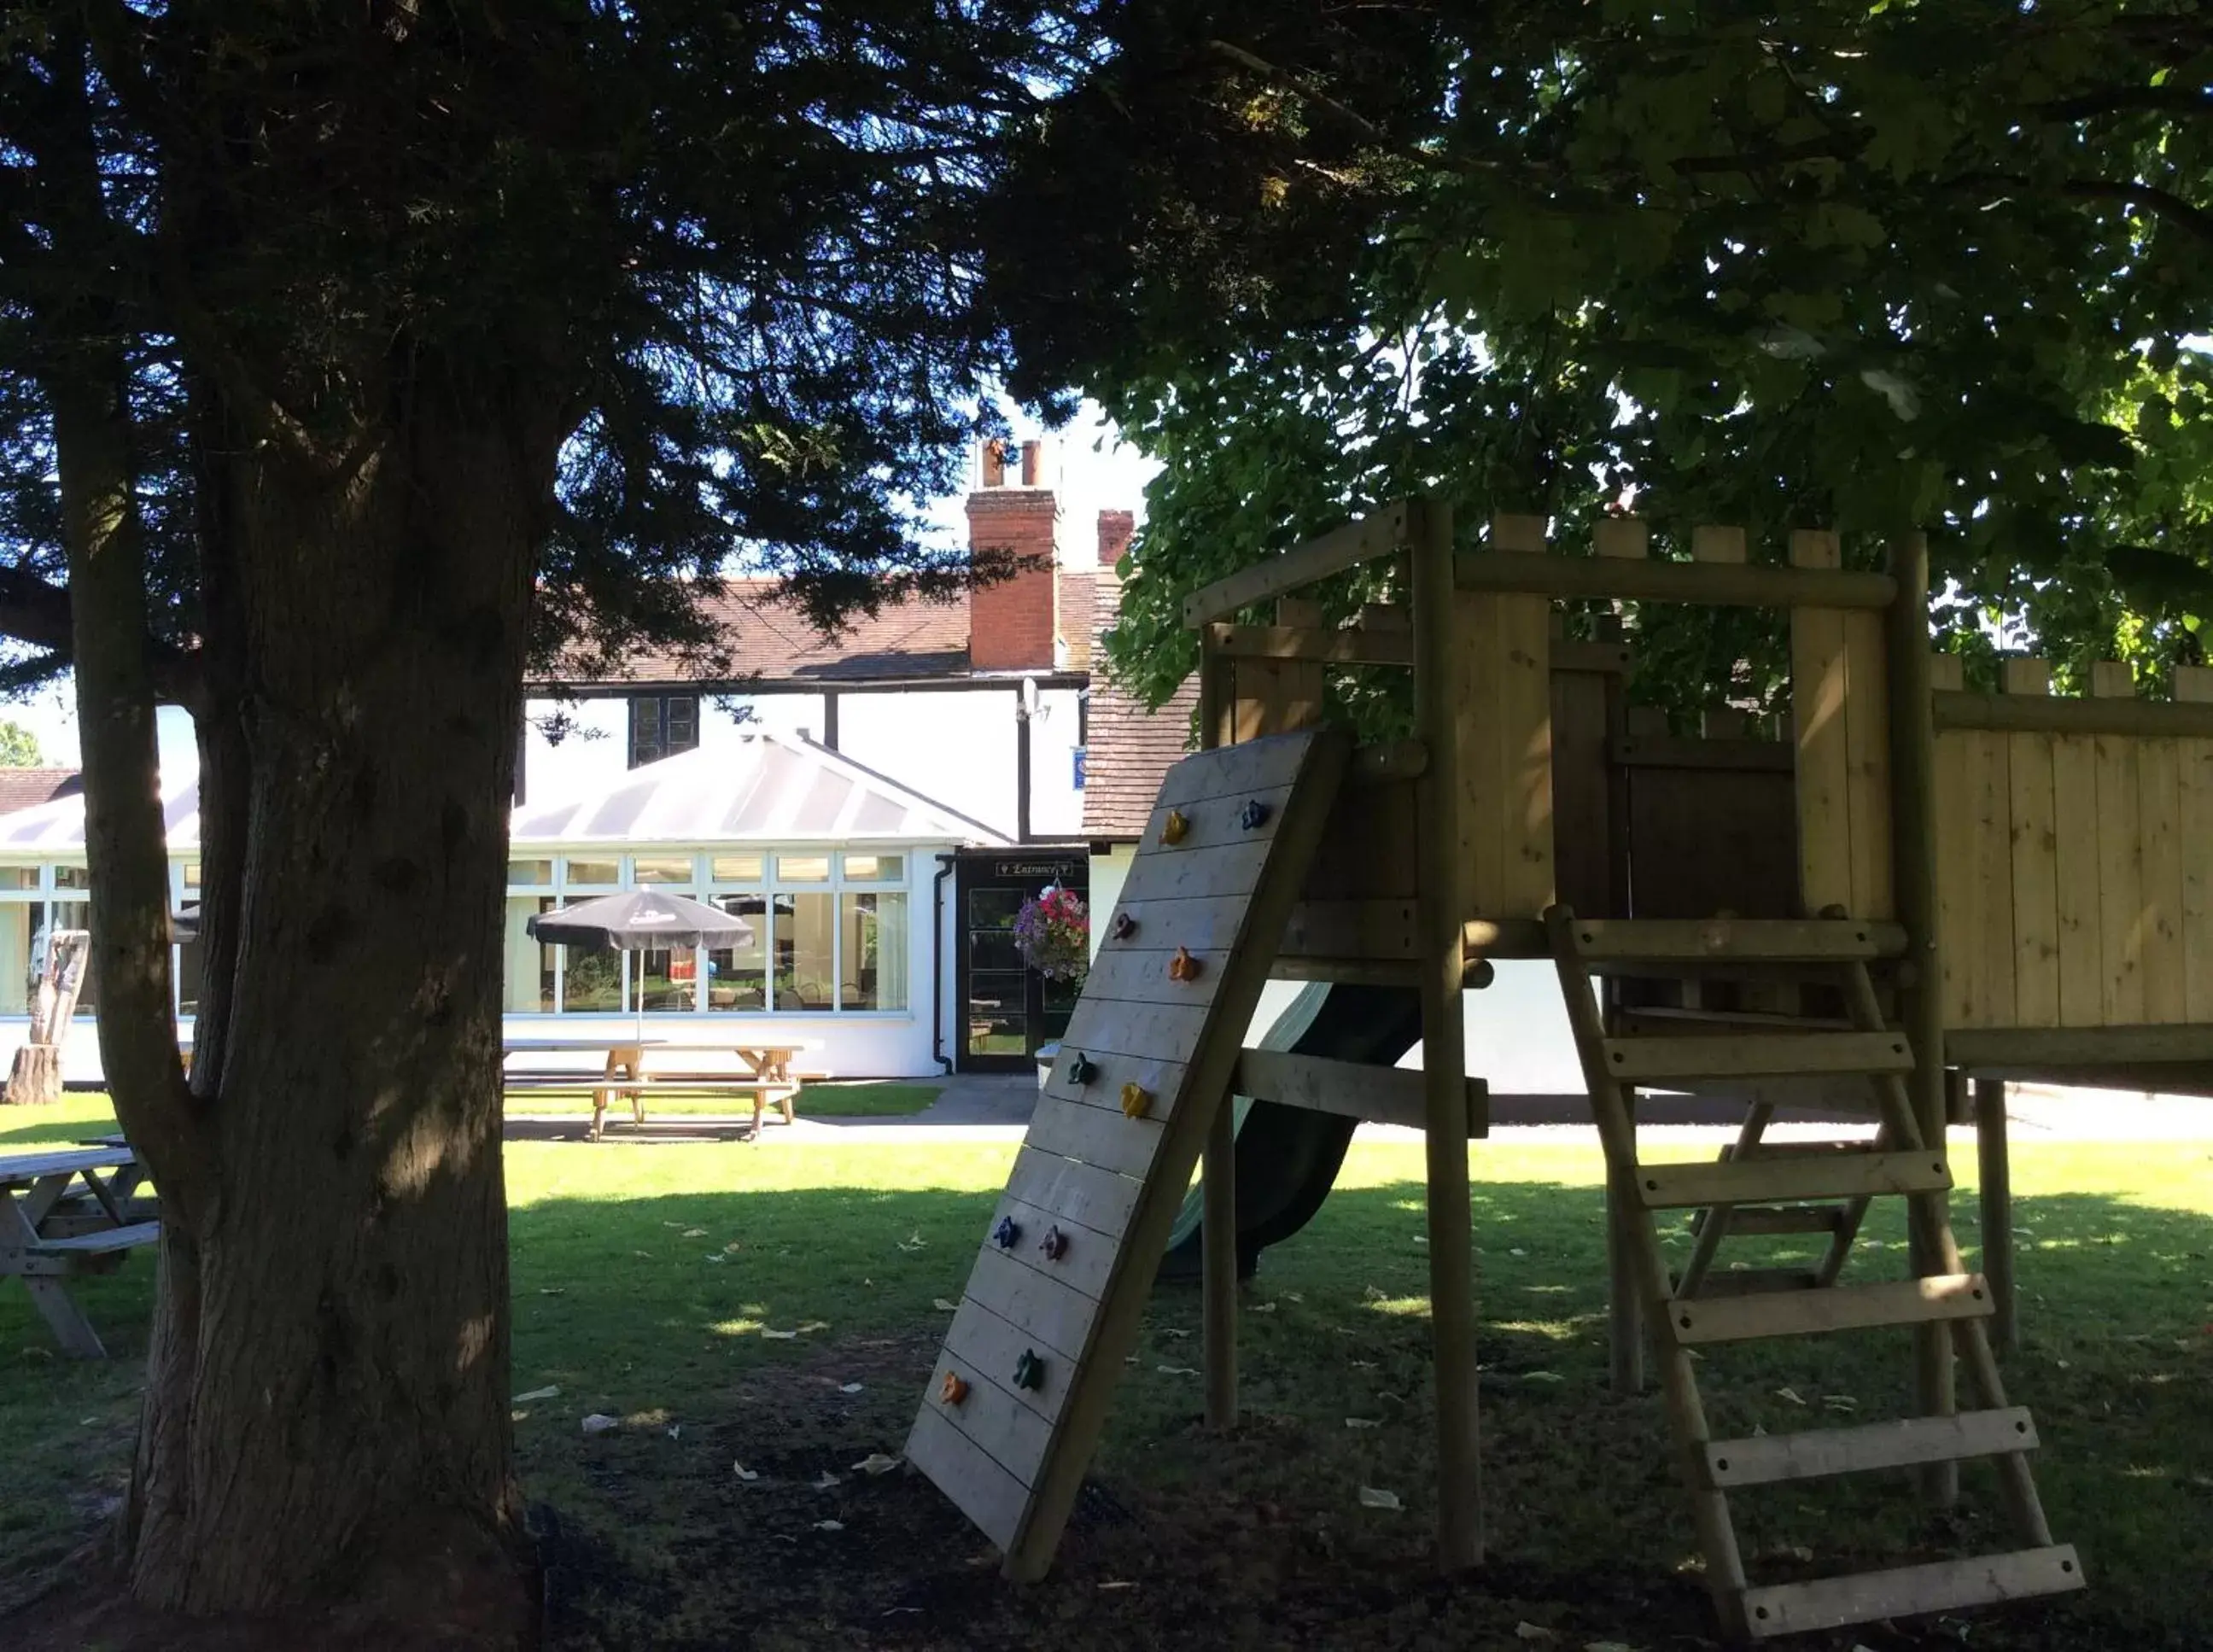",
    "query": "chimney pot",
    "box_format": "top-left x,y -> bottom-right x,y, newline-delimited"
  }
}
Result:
980,441 -> 1006,487
1019,441 -> 1042,486
1096,509 -> 1136,569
